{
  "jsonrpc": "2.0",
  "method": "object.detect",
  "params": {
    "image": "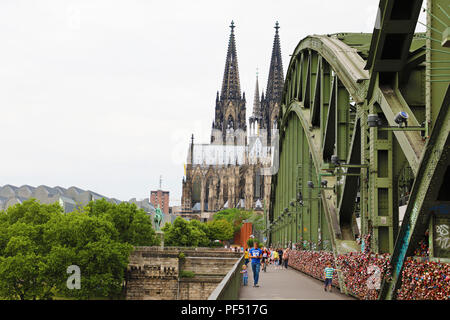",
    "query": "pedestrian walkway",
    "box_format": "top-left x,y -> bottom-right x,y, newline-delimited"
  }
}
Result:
239,263 -> 354,300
